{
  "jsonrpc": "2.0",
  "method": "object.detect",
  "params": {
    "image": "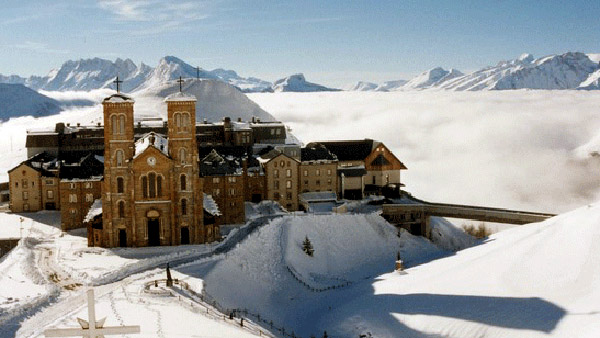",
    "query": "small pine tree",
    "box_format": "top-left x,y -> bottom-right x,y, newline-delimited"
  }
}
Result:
322,330 -> 328,338
302,236 -> 314,257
